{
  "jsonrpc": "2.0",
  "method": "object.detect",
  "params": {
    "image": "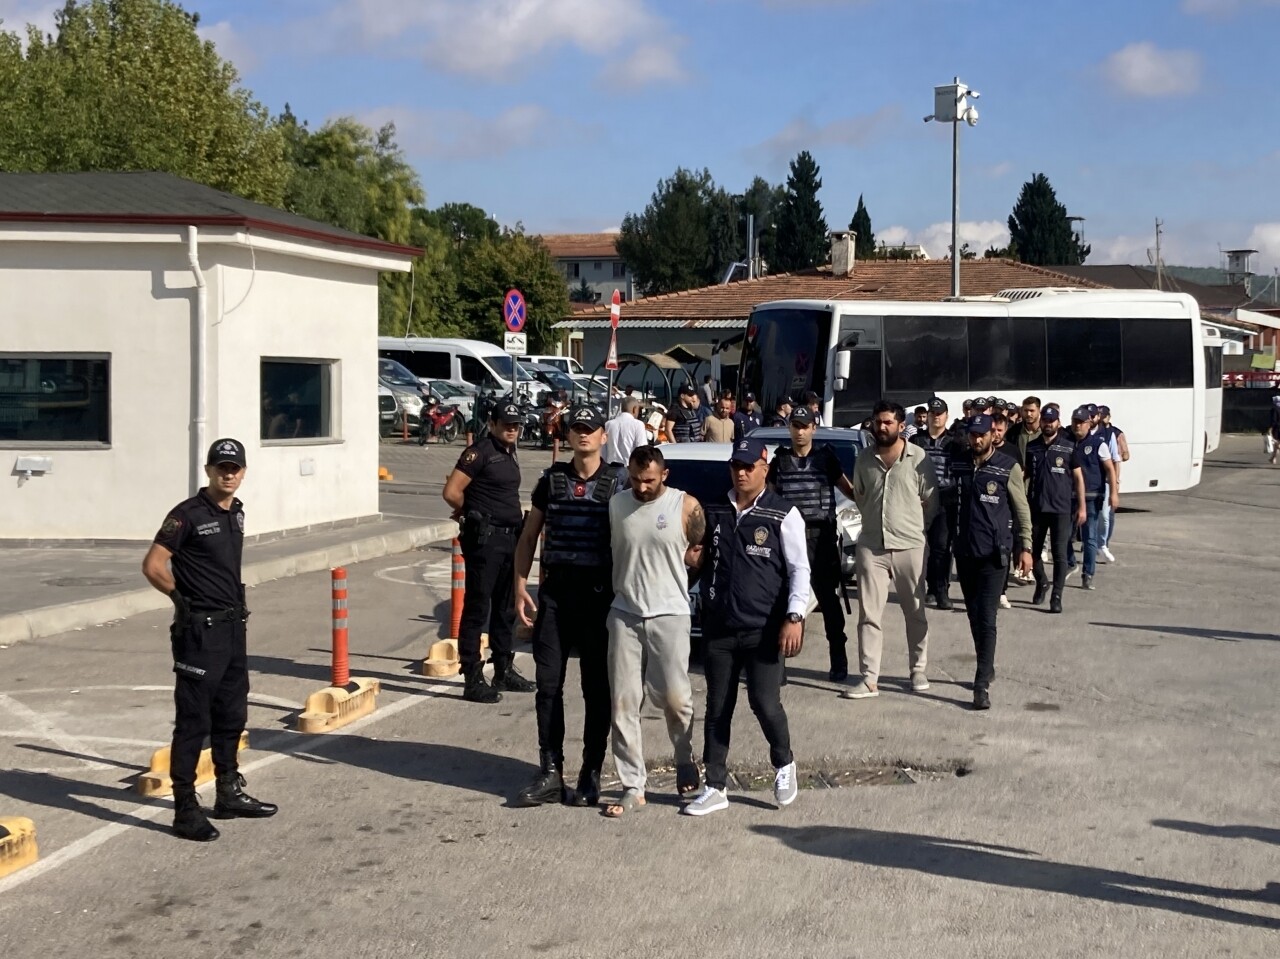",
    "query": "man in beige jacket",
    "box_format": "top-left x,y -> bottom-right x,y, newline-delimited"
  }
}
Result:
845,400 -> 939,699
